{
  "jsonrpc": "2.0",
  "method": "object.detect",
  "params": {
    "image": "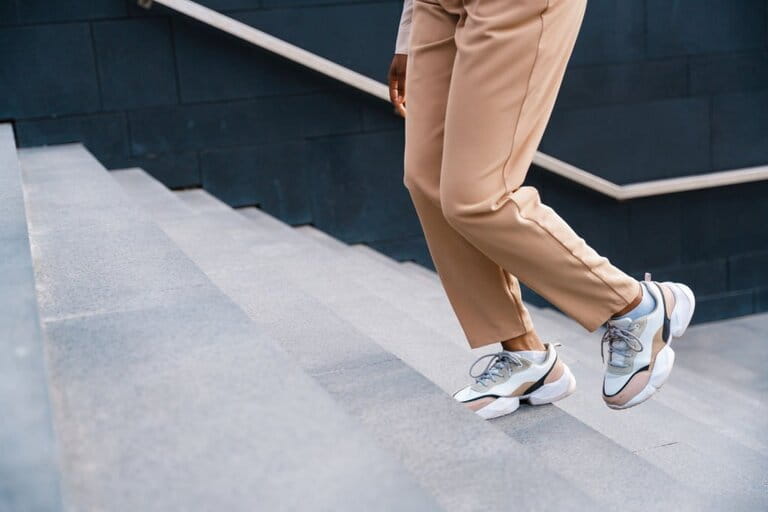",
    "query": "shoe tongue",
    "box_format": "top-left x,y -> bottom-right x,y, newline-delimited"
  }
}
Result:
609,316 -> 633,329
606,317 -> 633,368
506,349 -> 545,365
